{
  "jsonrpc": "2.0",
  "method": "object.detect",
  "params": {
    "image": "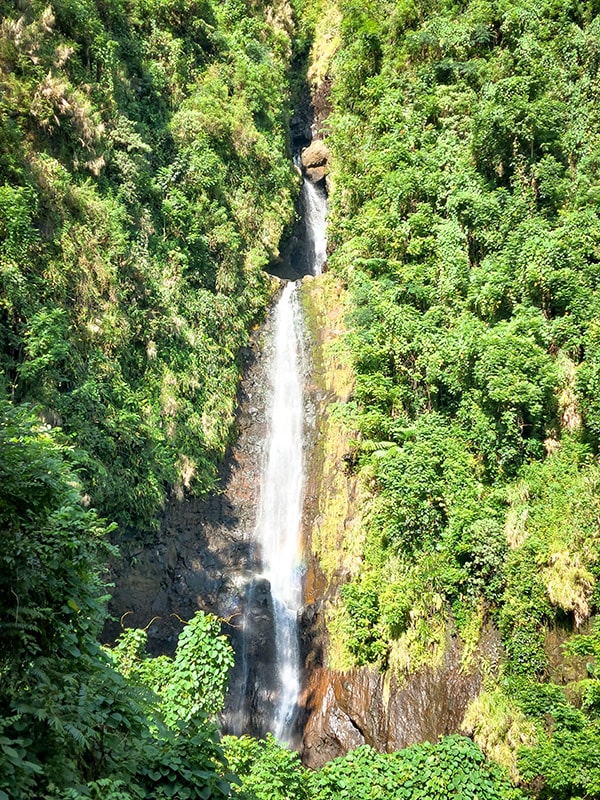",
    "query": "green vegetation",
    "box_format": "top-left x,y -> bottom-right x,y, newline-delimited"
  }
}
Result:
309,736 -> 524,800
223,733 -> 525,800
315,0 -> 600,794
0,397 -> 520,797
0,0 -> 297,527
223,734 -> 309,800
0,399 -> 235,798
3,0 -> 600,795
0,0 -> 301,794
